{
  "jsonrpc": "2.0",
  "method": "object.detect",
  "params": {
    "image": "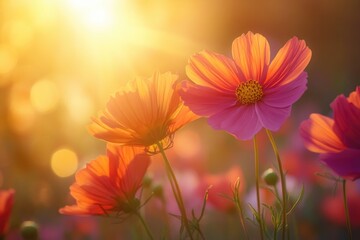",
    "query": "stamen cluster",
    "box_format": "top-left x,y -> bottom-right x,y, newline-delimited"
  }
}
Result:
235,80 -> 263,104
